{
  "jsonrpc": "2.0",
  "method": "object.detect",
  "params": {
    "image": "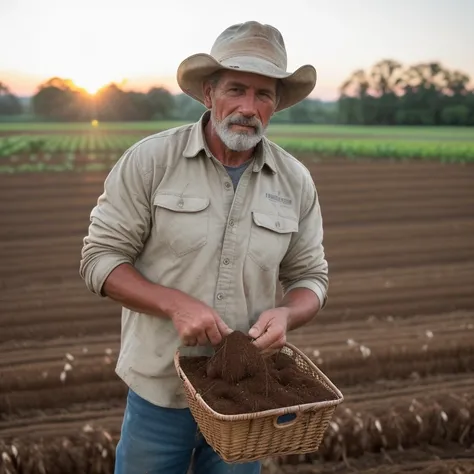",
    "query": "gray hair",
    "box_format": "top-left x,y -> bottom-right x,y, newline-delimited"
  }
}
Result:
207,70 -> 223,88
